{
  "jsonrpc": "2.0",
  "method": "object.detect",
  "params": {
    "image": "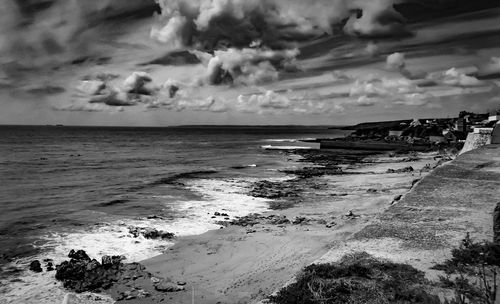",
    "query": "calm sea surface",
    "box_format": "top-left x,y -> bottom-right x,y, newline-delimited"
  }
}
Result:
0,125 -> 347,269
